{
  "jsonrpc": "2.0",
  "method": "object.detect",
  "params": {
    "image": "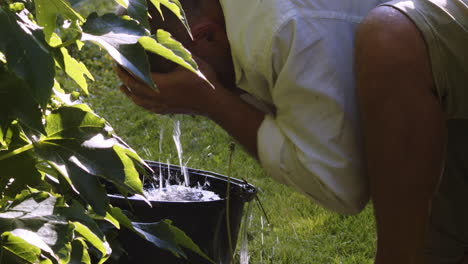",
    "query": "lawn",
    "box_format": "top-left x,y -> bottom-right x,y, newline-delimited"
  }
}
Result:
64,40 -> 378,263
